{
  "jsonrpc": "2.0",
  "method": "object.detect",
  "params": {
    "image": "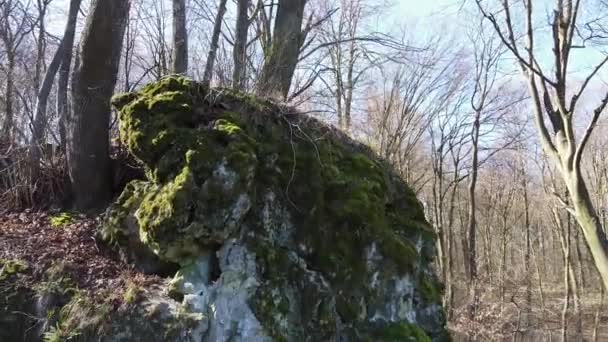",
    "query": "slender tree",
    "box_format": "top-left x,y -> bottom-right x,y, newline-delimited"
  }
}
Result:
30,0 -> 82,177
476,0 -> 608,290
202,0 -> 228,86
0,0 -> 35,142
171,0 -> 188,74
232,0 -> 250,90
57,0 -> 83,151
68,0 -> 130,210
